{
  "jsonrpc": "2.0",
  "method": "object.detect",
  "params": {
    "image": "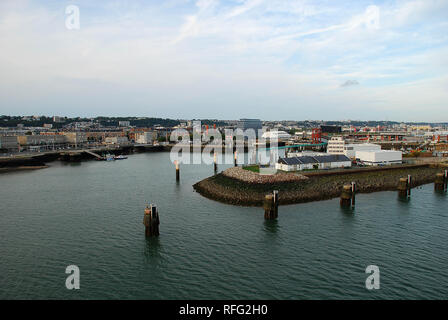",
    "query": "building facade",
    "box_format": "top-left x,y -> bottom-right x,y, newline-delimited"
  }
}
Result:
135,131 -> 157,144
344,143 -> 381,158
355,150 -> 402,166
327,136 -> 345,154
0,136 -> 19,152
